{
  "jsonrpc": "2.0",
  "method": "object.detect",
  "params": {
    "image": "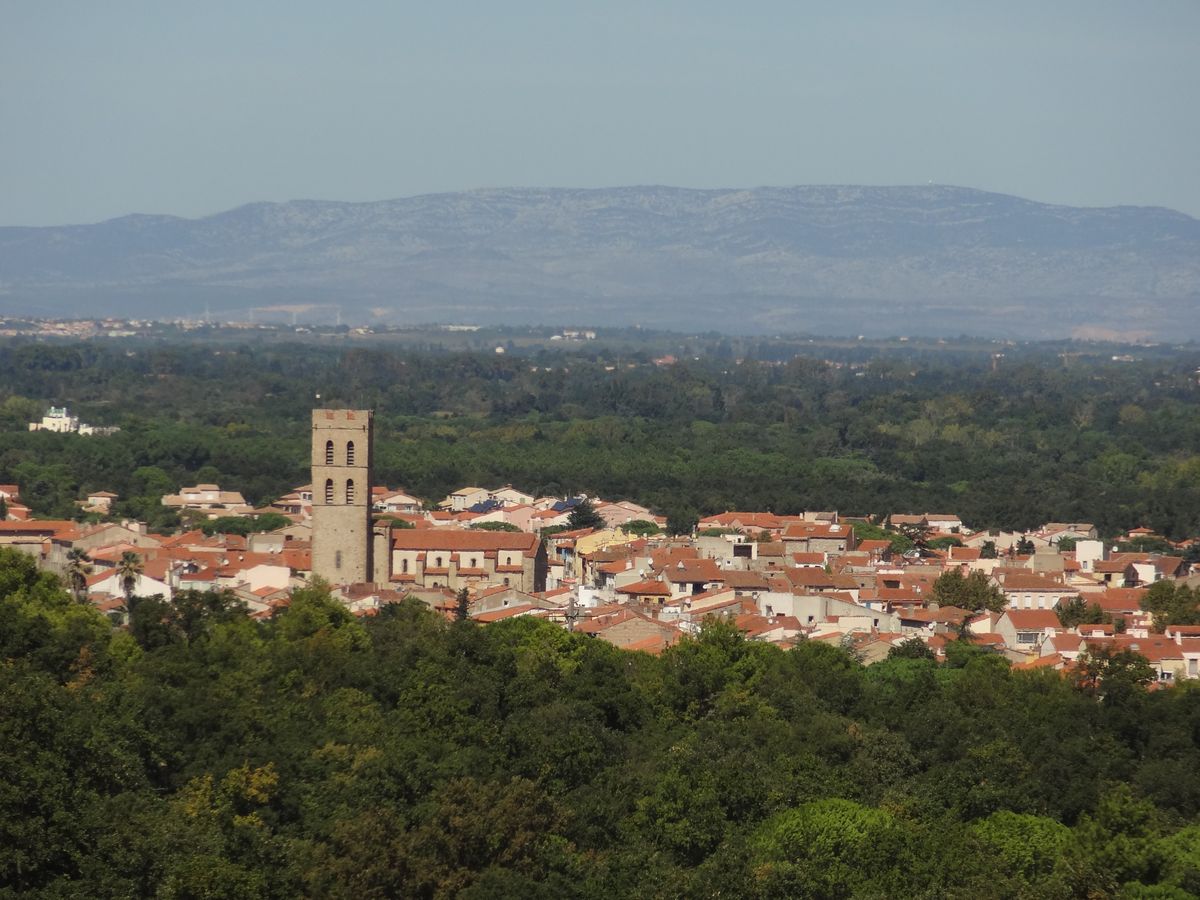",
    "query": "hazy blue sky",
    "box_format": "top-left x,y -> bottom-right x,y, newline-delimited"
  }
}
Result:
3,1 -> 1198,225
